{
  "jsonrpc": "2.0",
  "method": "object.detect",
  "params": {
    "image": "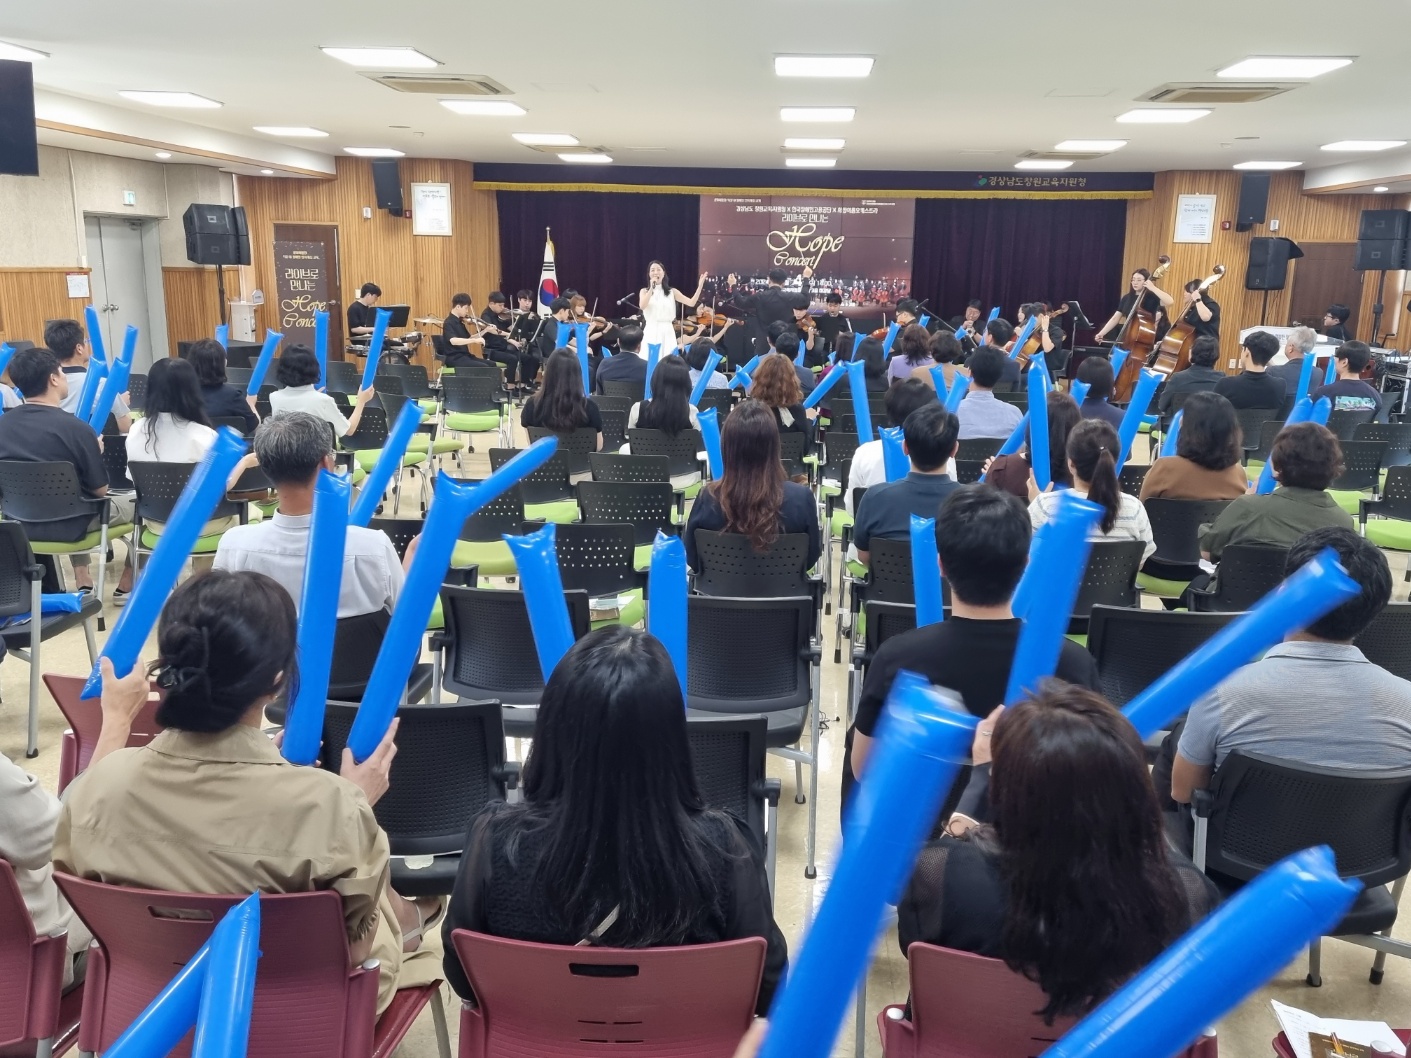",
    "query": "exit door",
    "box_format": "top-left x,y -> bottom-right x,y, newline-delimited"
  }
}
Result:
84,216 -> 164,369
